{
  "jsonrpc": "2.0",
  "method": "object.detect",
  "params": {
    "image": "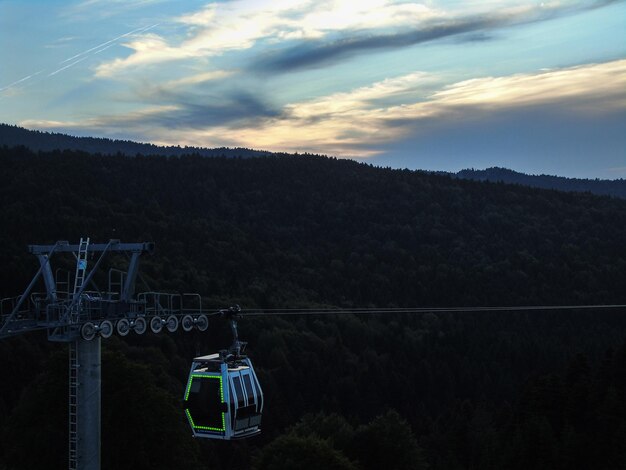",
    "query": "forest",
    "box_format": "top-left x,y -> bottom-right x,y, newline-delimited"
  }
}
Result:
0,124 -> 282,159
1,145 -> 626,469
454,167 -> 626,199
3,124 -> 625,199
